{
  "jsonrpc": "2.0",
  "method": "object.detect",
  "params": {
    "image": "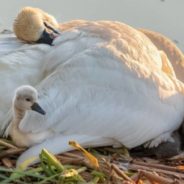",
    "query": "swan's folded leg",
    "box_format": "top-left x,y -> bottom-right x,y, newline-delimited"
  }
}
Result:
151,131 -> 181,158
17,134 -> 114,167
132,131 -> 181,158
144,132 -> 174,148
